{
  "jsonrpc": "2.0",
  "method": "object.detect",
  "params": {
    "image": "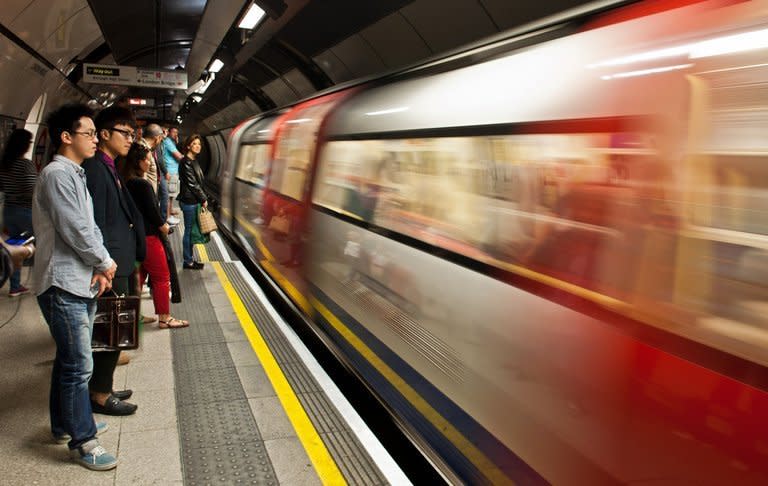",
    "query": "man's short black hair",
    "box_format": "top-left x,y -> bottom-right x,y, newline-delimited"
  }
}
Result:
94,105 -> 135,132
46,104 -> 94,150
